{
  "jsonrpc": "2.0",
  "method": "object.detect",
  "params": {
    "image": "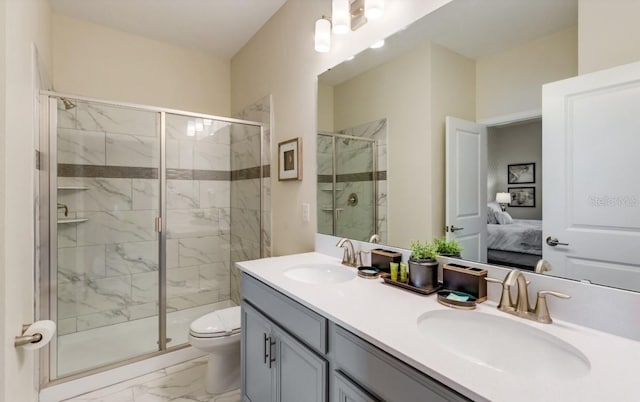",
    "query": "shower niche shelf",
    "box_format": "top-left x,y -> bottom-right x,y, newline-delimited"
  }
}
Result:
58,218 -> 89,224
57,186 -> 90,190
